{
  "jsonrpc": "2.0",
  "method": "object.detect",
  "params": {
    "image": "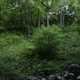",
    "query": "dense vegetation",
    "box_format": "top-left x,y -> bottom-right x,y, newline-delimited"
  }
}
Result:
0,0 -> 80,76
